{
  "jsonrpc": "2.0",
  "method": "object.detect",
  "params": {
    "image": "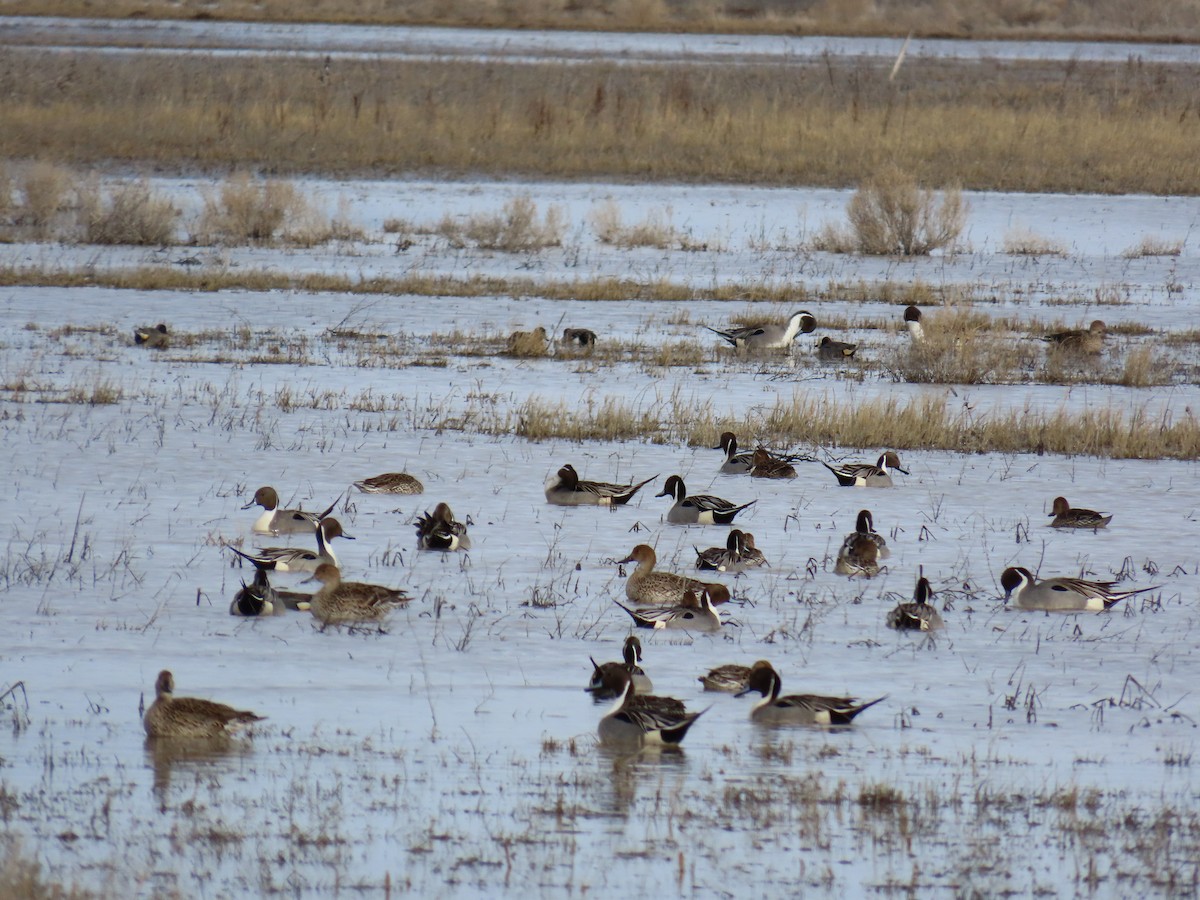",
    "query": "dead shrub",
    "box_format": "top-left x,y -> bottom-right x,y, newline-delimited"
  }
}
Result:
195,173 -> 312,245
808,221 -> 858,254
463,194 -> 564,251
588,200 -> 678,249
77,179 -> 179,245
1122,236 -> 1184,258
846,167 -> 967,256
1118,346 -> 1167,387
1003,227 -> 1067,256
17,162 -> 75,237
